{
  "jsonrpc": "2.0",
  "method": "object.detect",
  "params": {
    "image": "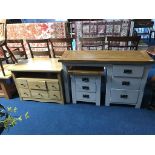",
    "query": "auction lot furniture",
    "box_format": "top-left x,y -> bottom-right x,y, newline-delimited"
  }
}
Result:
9,58 -> 64,104
68,67 -> 103,106
0,64 -> 16,99
59,50 -> 154,108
